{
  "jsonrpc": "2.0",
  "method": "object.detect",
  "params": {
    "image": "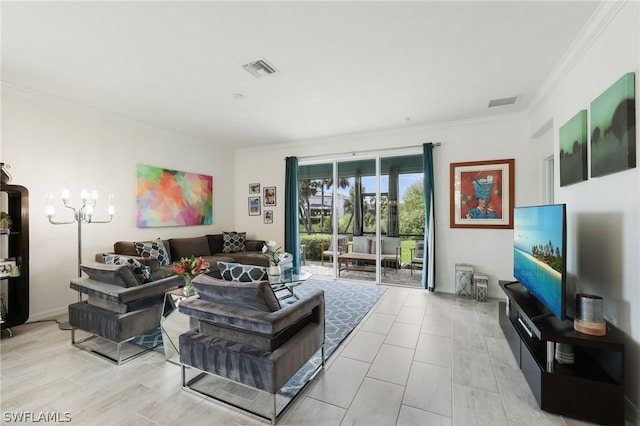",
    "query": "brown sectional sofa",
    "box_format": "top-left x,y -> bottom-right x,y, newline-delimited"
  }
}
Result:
95,234 -> 268,280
